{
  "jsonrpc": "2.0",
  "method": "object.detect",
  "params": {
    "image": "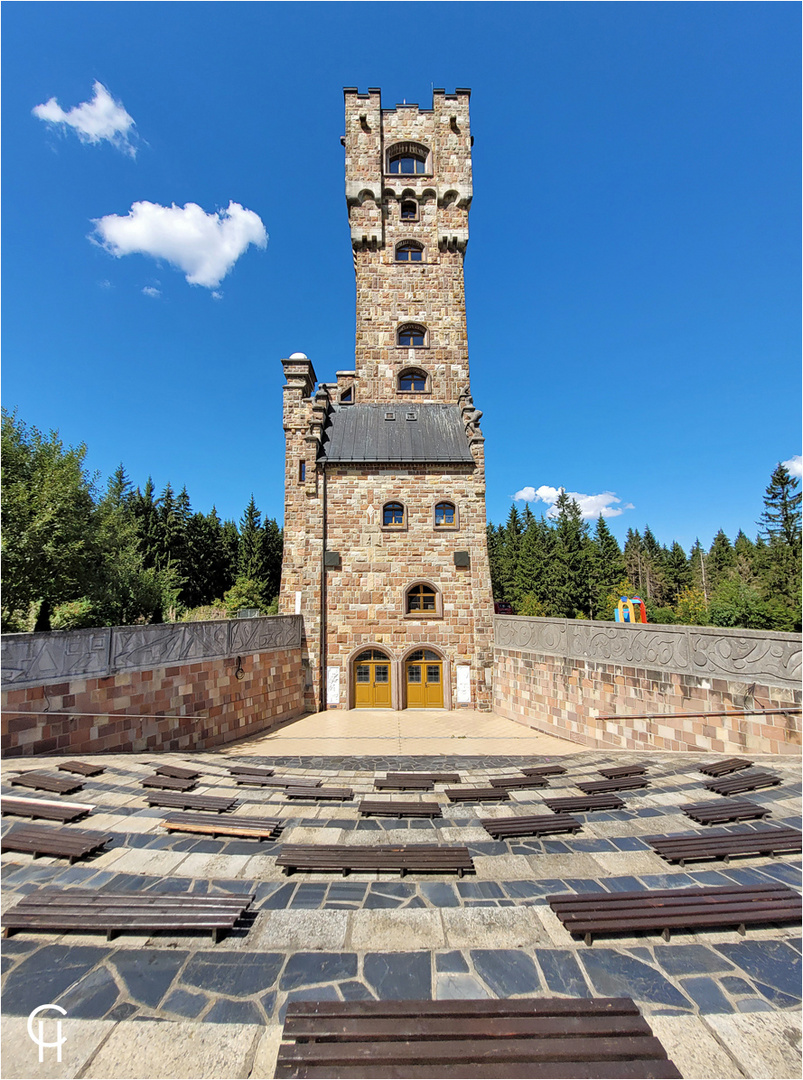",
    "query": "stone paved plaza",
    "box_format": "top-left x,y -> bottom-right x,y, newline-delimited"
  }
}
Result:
1,710 -> 801,1079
